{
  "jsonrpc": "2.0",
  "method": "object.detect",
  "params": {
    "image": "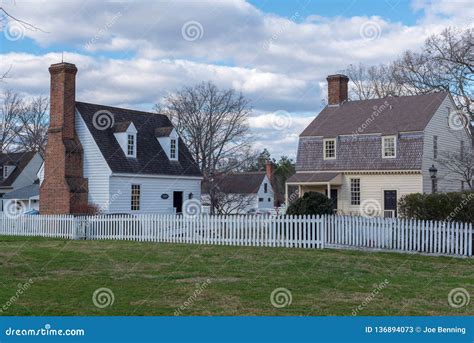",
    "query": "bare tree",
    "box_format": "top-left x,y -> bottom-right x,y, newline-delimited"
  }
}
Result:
346,28 -> 473,122
15,95 -> 49,155
394,27 -> 473,118
346,63 -> 405,100
436,150 -> 474,190
161,82 -> 252,178
0,90 -> 24,152
211,192 -> 255,214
